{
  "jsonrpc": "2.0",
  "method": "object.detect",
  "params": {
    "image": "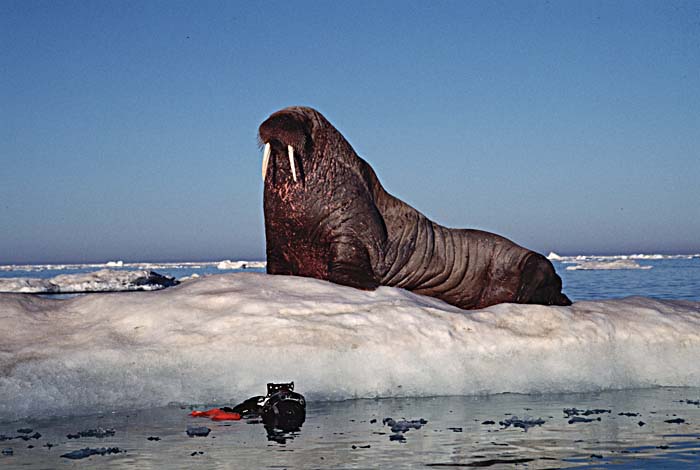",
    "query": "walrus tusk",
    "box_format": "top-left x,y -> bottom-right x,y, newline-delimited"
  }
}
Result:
262,142 -> 271,182
288,145 -> 297,182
